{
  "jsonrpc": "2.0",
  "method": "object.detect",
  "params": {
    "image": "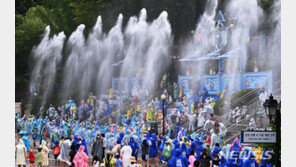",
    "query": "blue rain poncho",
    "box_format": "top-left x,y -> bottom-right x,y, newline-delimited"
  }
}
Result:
202,87 -> 209,103
180,143 -> 188,159
73,135 -> 88,155
145,133 -> 152,147
149,133 -> 158,158
128,136 -> 139,159
211,146 -> 221,160
21,133 -> 31,152
227,142 -> 240,166
171,139 -> 180,157
167,149 -> 190,167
